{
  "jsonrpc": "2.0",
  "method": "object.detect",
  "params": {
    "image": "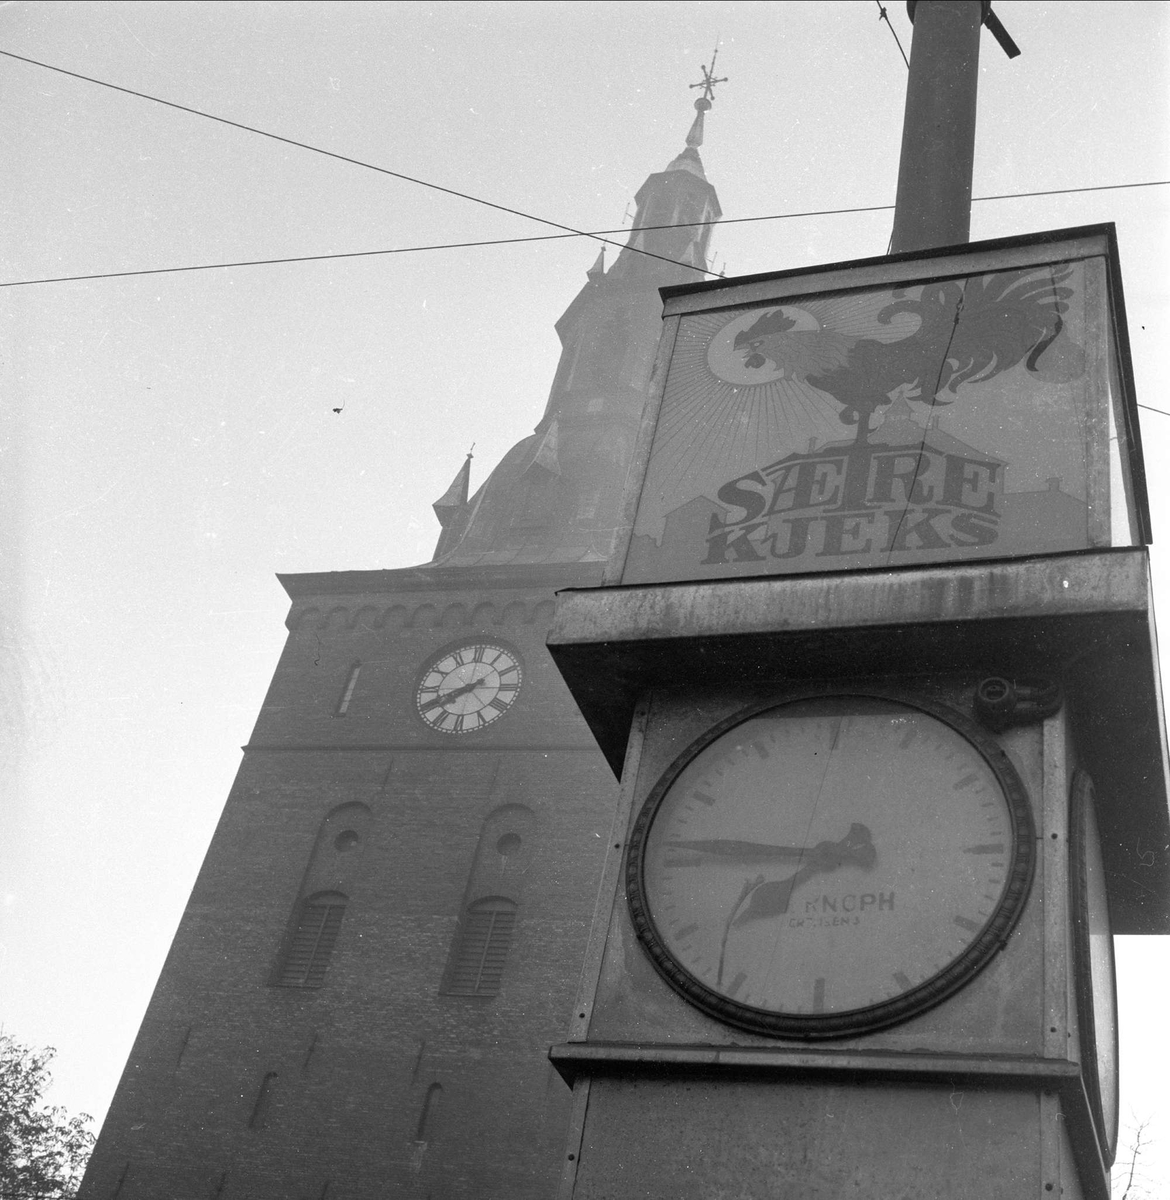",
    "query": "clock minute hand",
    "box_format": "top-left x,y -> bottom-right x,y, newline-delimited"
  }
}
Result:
666,838 -> 810,862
